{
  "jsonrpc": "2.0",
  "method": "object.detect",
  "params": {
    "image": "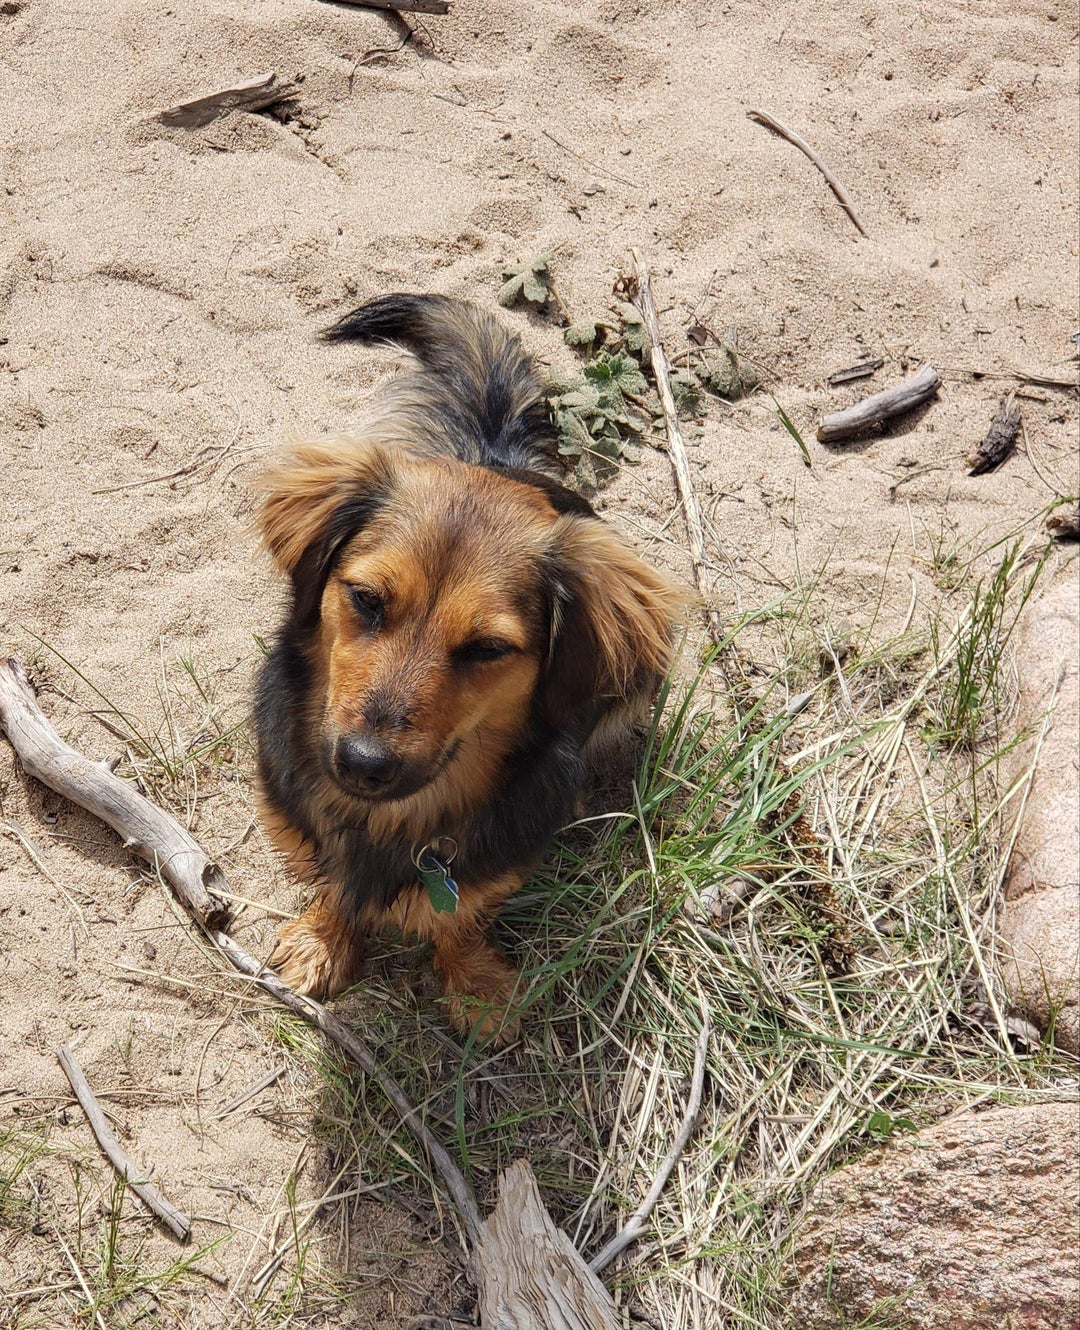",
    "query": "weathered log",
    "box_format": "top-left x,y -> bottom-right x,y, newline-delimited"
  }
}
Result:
817,363 -> 941,443
158,73 -> 299,130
